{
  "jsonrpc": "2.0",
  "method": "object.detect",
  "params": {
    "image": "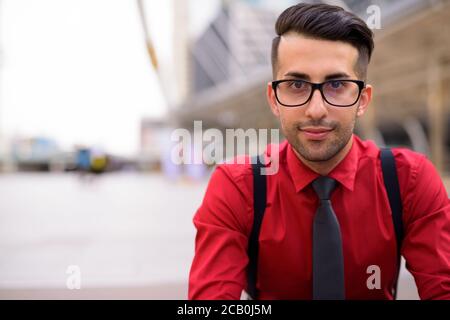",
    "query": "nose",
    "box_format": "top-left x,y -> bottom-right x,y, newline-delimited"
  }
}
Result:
304,88 -> 328,120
